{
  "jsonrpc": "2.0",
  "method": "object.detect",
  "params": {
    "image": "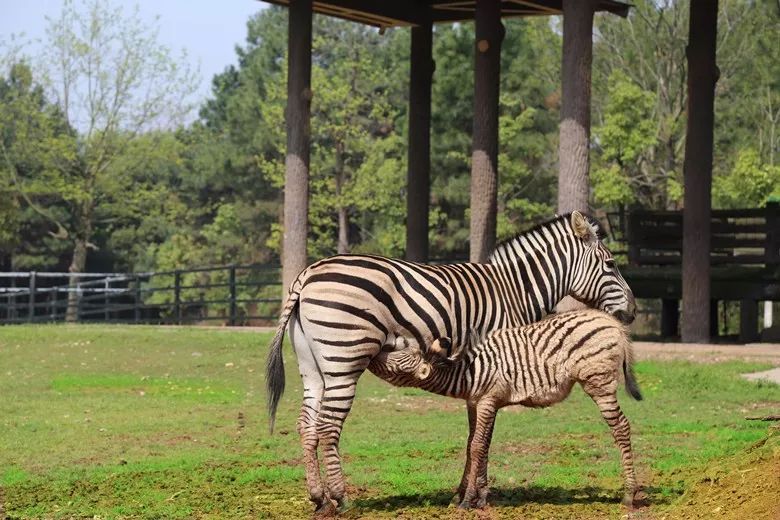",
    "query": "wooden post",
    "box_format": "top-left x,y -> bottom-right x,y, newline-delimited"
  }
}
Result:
405,21 -> 434,263
28,271 -> 36,322
229,265 -> 237,326
174,270 -> 182,324
740,299 -> 758,343
681,0 -> 718,343
469,0 -> 503,263
557,0 -> 596,214
282,0 -> 313,294
9,276 -> 16,320
104,278 -> 110,322
135,275 -> 141,324
661,299 -> 679,337
764,203 -> 779,329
